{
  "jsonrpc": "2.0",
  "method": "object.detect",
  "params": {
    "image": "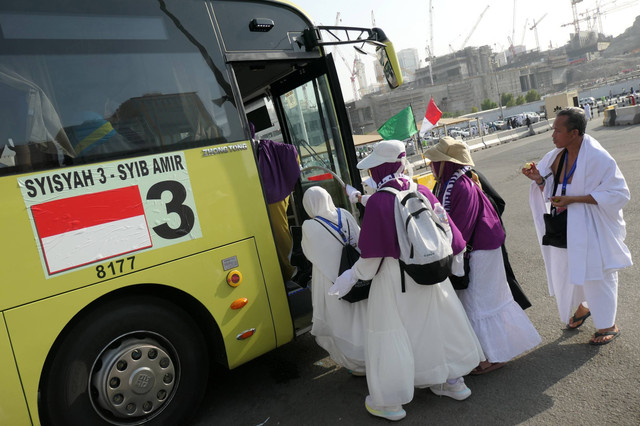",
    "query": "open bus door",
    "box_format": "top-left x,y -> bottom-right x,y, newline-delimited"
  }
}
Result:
233,30 -> 403,337
234,54 -> 358,335
270,54 -> 361,225
251,54 -> 362,334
